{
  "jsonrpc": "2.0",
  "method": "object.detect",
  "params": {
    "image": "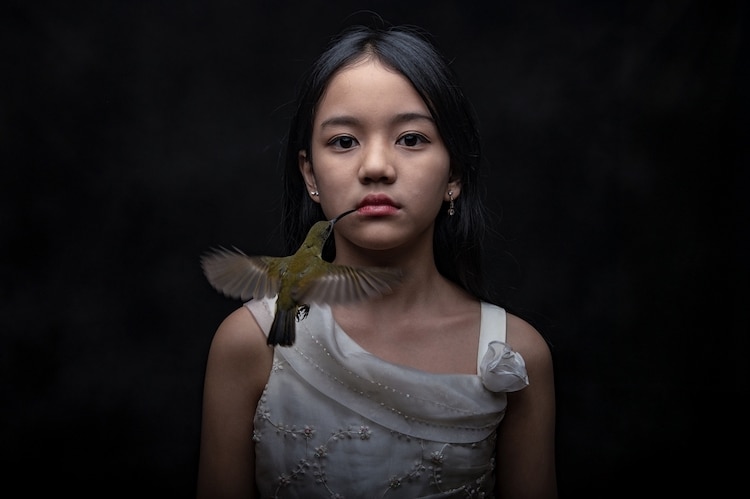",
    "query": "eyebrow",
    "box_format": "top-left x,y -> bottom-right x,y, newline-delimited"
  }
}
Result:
319,112 -> 435,129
